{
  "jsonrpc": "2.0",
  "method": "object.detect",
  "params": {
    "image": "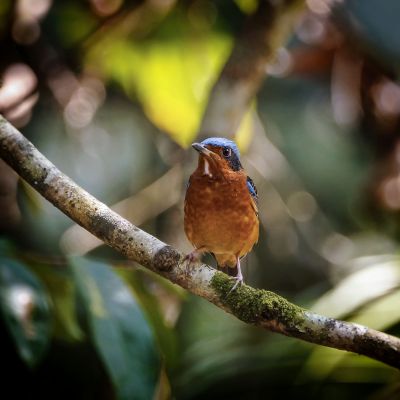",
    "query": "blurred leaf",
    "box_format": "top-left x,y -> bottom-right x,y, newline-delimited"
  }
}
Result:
298,344 -> 397,384
310,255 -> 400,318
301,288 -> 400,381
300,255 -> 400,380
235,104 -> 256,153
351,289 -> 400,331
0,256 -> 52,367
176,295 -> 257,395
28,263 -> 84,343
118,268 -> 178,367
86,32 -> 231,147
70,257 -> 160,400
153,364 -> 172,400
234,0 -> 258,14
